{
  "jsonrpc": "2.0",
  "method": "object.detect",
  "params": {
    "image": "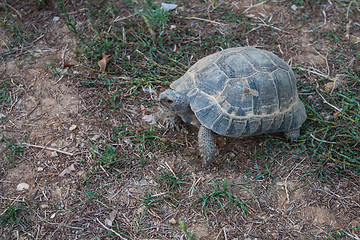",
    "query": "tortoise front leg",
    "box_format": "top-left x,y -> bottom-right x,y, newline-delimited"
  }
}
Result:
198,125 -> 216,166
284,128 -> 300,144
